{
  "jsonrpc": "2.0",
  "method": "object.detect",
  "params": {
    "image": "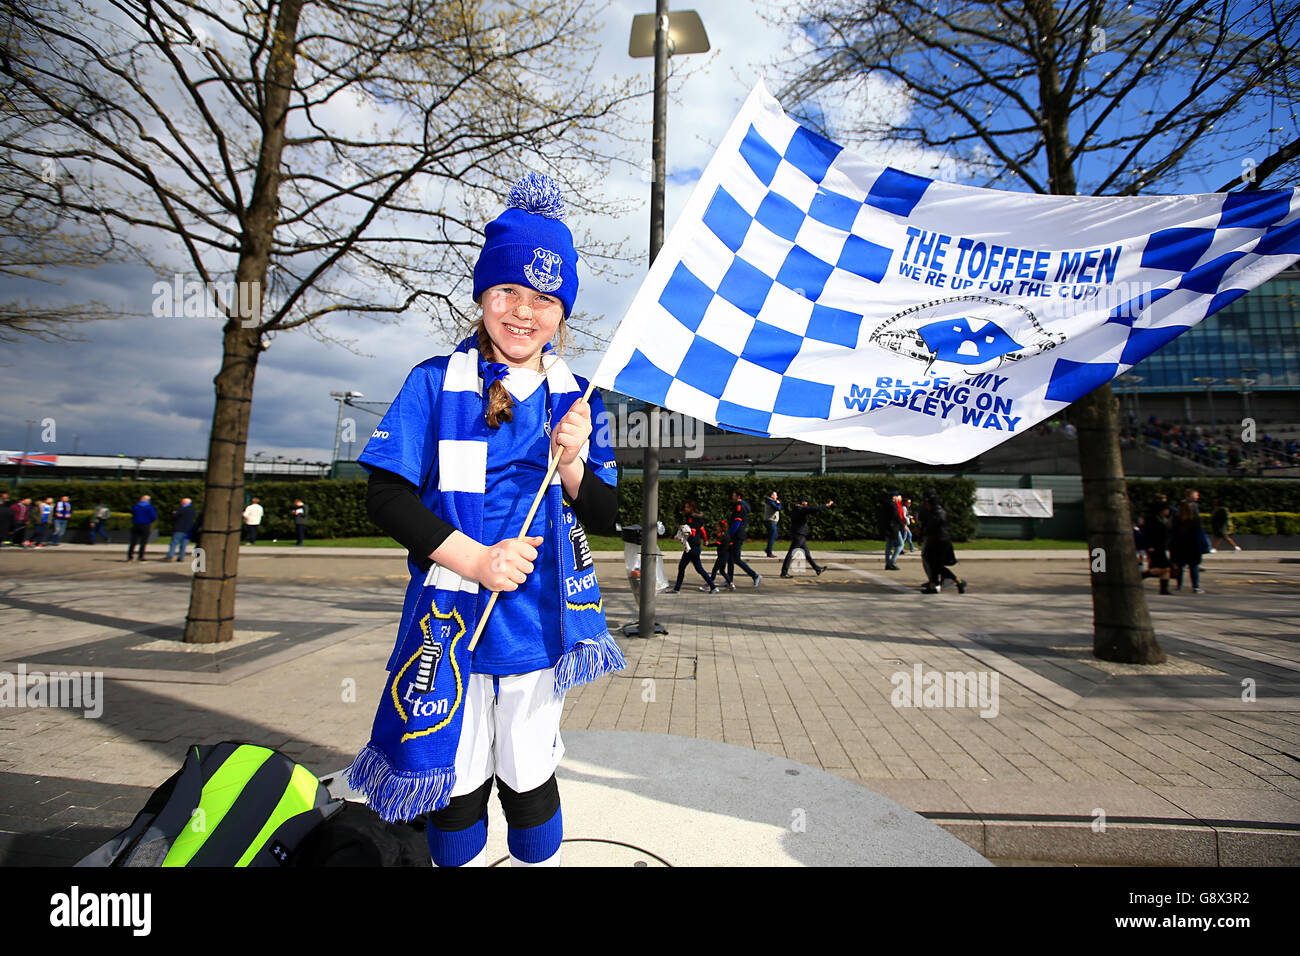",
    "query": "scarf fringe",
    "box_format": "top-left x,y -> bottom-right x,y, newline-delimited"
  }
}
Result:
553,636 -> 627,695
344,742 -> 455,823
